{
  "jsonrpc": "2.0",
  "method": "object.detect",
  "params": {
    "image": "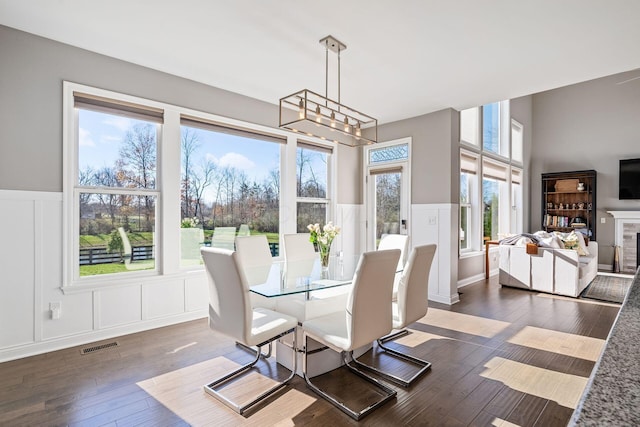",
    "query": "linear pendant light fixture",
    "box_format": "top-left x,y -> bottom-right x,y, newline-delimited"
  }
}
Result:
279,35 -> 377,147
